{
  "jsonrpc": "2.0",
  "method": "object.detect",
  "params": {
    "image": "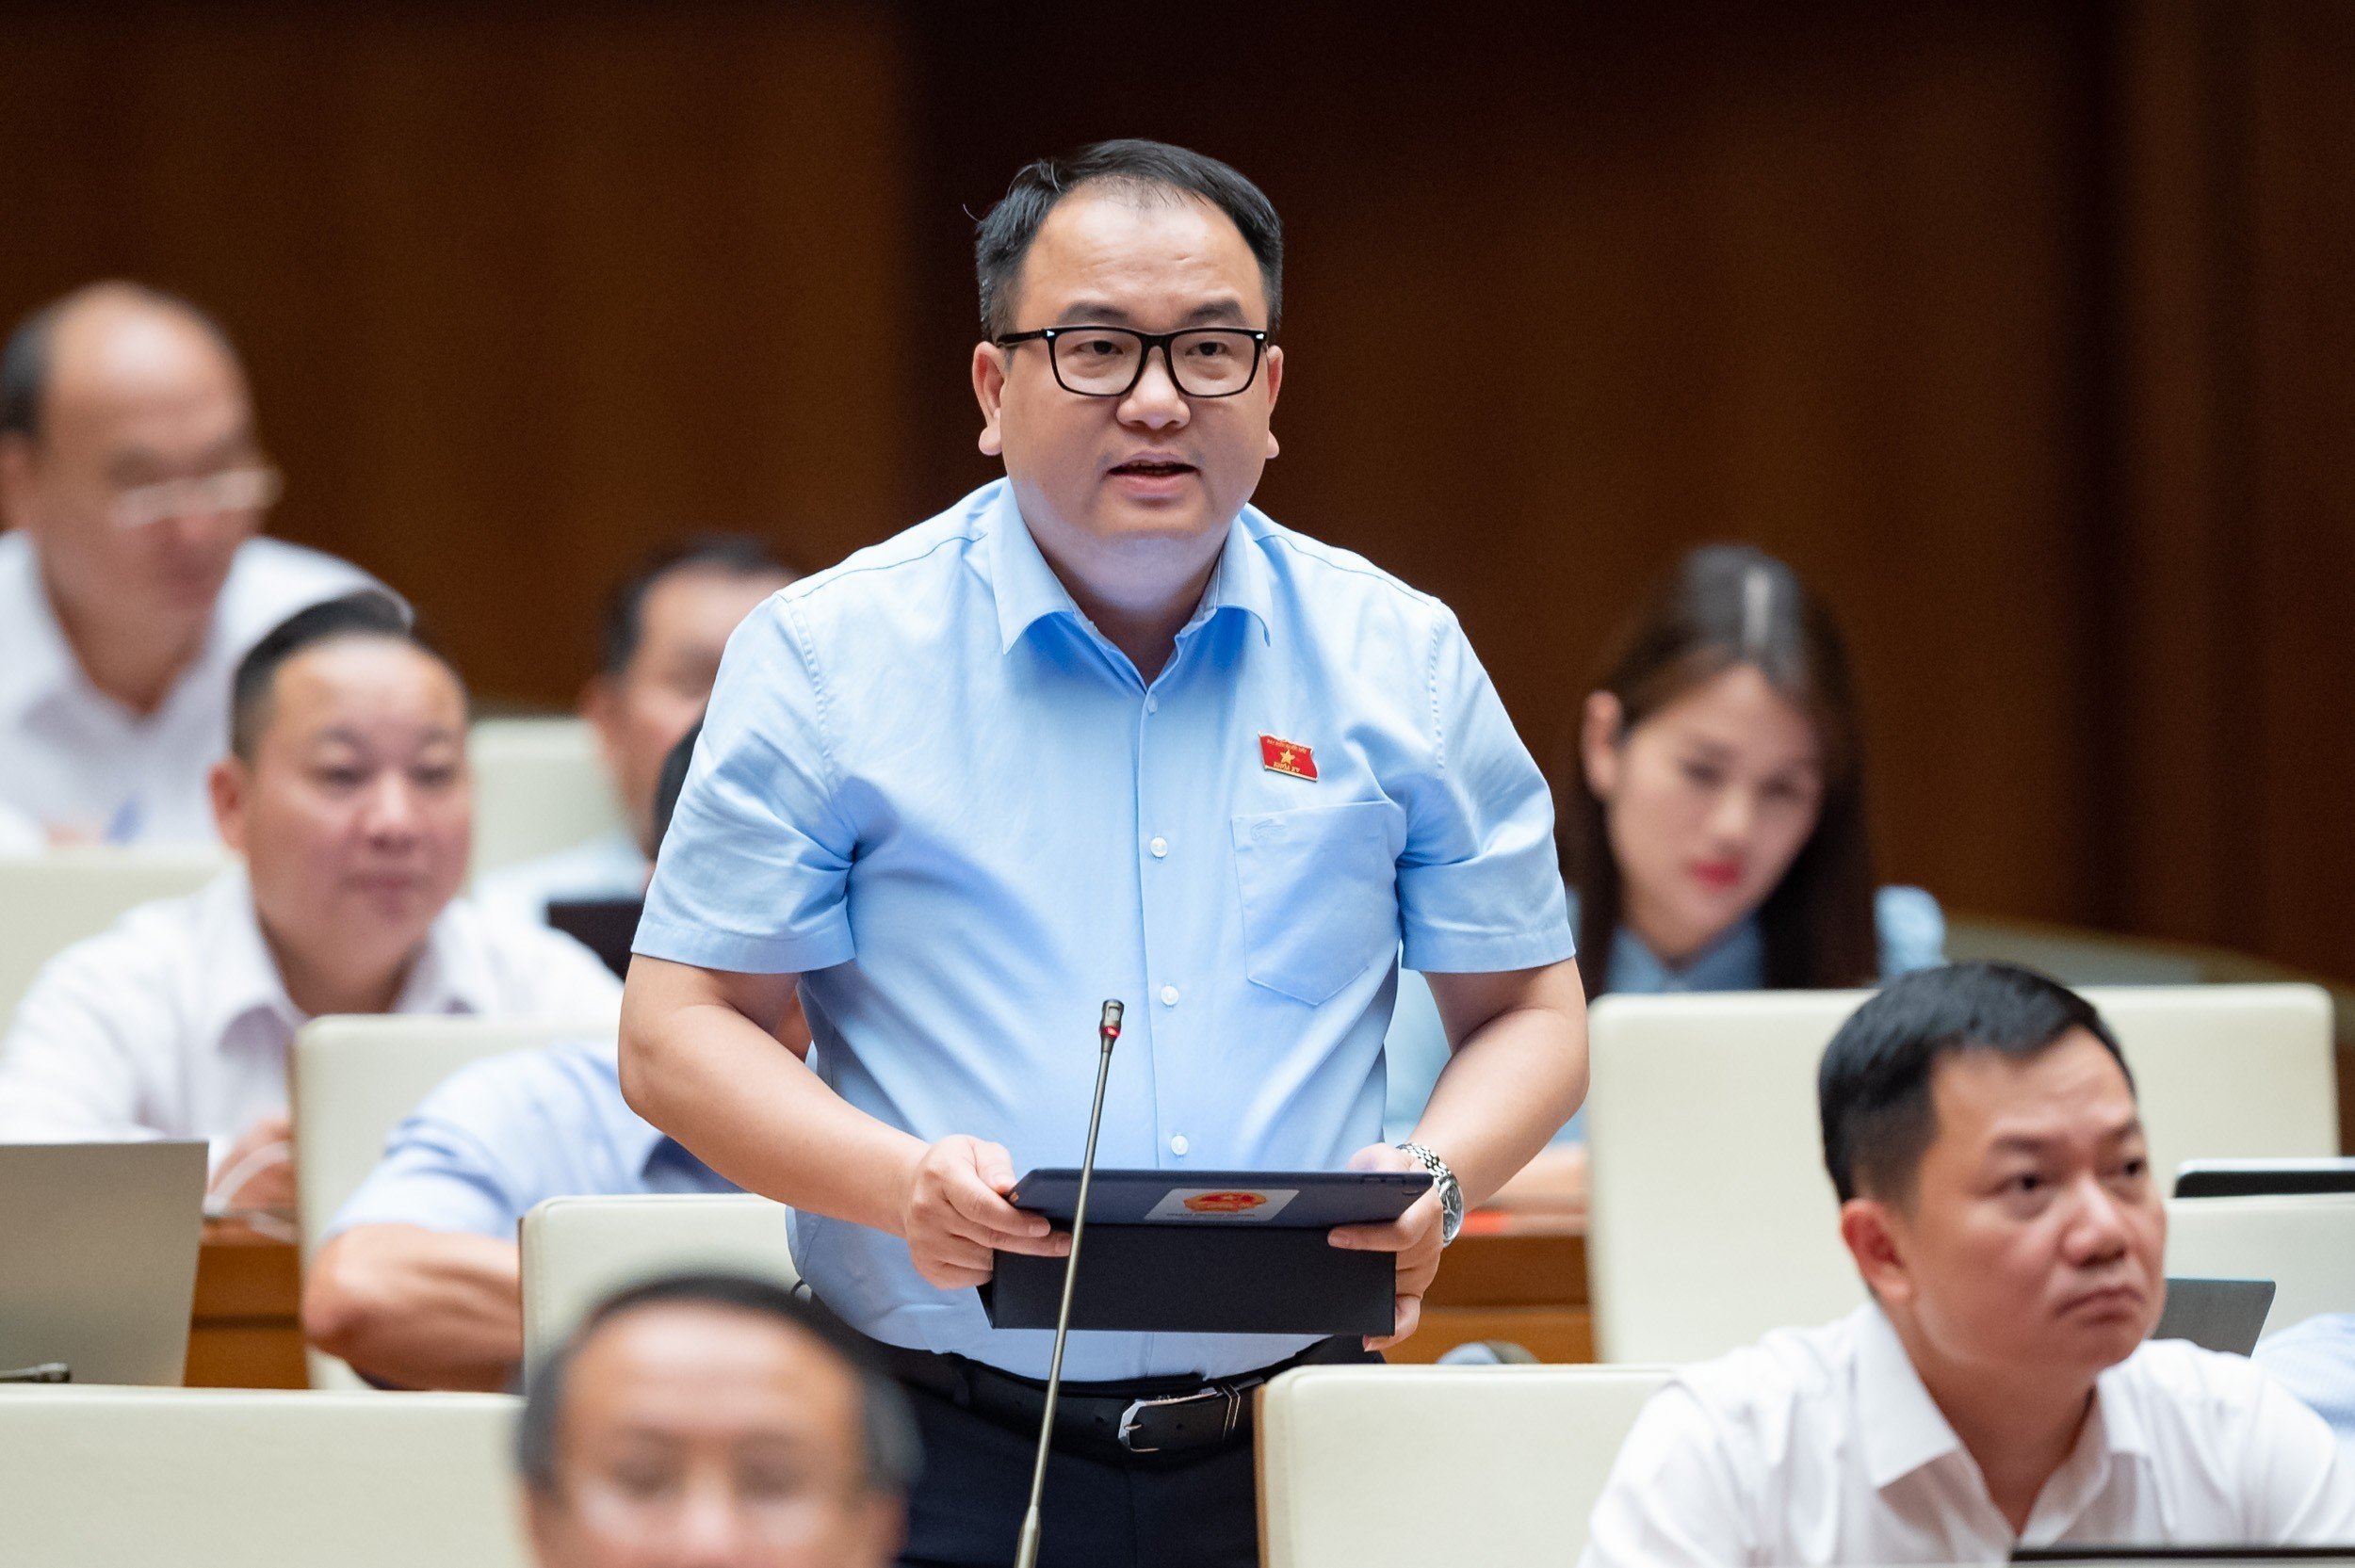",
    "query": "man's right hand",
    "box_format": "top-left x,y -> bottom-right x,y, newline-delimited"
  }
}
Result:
208,1113 -> 296,1215
901,1134 -> 1069,1289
